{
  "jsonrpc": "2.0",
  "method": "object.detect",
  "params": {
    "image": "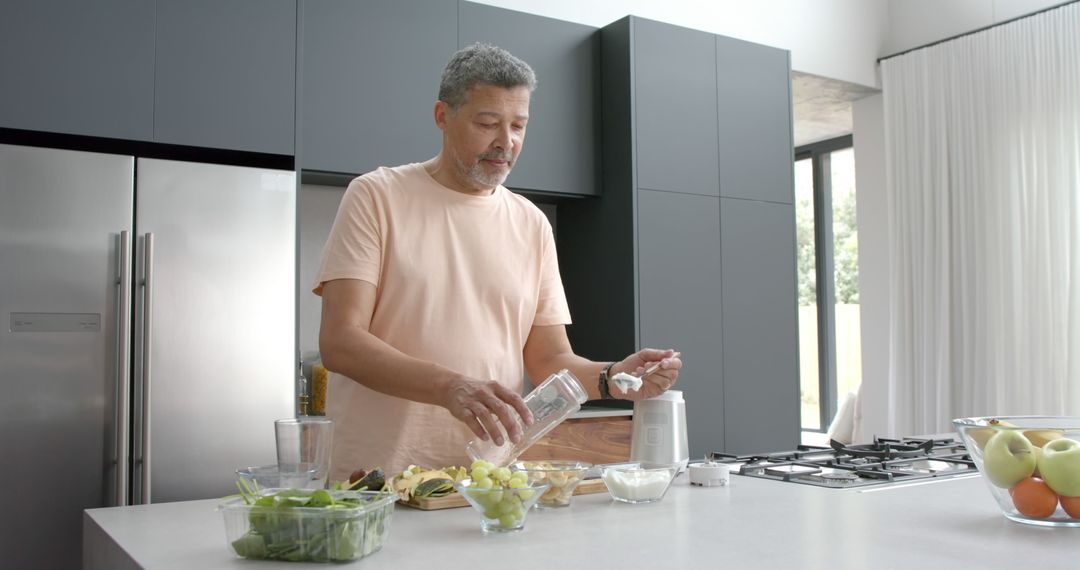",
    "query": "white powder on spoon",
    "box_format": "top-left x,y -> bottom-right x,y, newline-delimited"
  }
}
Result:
610,372 -> 642,394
